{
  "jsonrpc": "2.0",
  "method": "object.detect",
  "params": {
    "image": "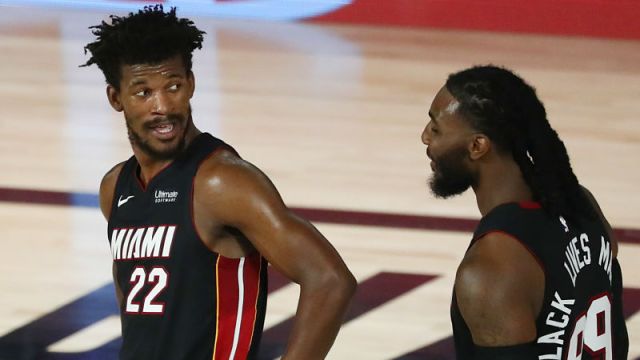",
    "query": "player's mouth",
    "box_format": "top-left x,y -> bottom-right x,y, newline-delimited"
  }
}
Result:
149,121 -> 178,140
426,150 -> 435,171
